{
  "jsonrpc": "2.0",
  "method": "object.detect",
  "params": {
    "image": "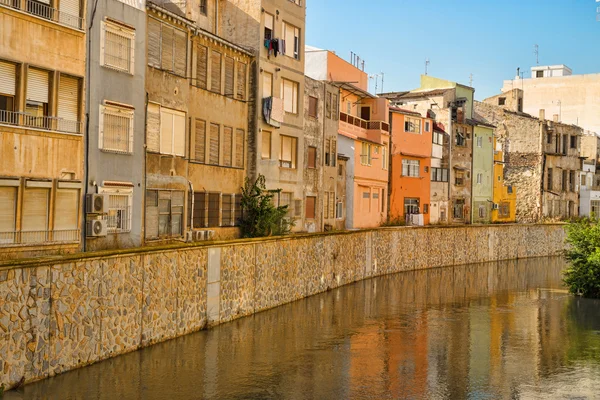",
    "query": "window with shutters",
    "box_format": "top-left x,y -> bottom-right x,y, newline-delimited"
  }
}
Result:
21,187 -> 50,243
222,194 -> 233,226
264,13 -> 274,40
235,128 -> 244,168
280,135 -> 297,169
0,60 -> 17,125
57,75 -> 81,133
194,118 -> 206,163
308,96 -> 318,118
210,50 -> 222,93
193,192 -> 207,228
261,130 -> 271,159
237,62 -> 247,100
101,21 -> 135,74
332,94 -> 339,120
224,56 -> 235,97
25,68 -> 50,129
282,22 -> 300,60
199,0 -> 207,15
263,72 -> 273,98
331,140 -> 337,167
208,193 -> 220,227
196,44 -> 208,89
281,78 -> 299,114
145,189 -> 184,239
99,103 -> 134,154
147,18 -> 187,76
101,190 -> 132,233
146,102 -> 160,152
305,196 -> 316,219
325,139 -> 331,166
160,107 -> 186,156
234,194 -> 242,225
223,126 -> 233,167
307,146 -> 316,168
0,186 -> 17,244
209,123 -> 220,165
54,188 -> 79,241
